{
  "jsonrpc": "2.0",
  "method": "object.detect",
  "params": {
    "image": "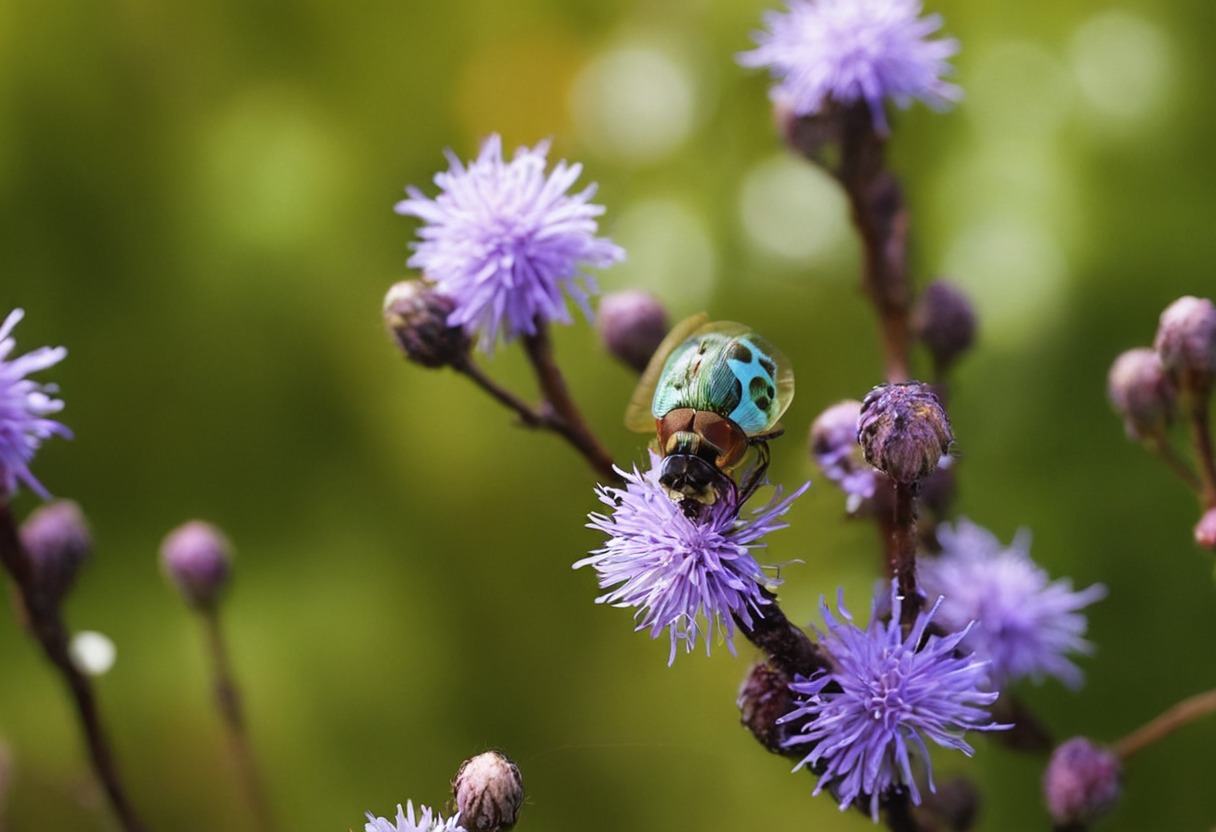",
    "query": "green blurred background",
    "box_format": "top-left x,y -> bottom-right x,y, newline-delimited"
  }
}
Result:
2,0 -> 1214,829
